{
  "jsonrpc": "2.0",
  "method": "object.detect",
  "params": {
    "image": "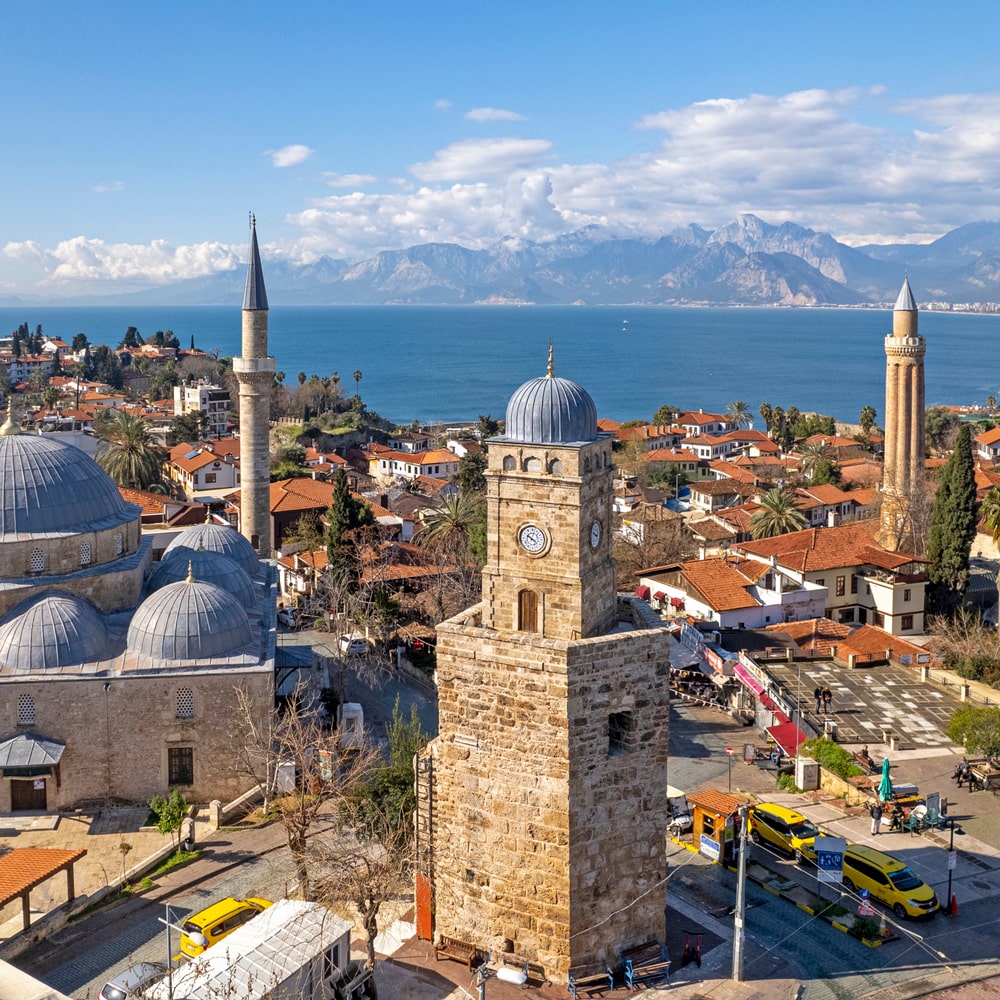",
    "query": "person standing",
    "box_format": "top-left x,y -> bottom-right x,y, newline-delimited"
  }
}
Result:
822,686 -> 832,714
870,800 -> 883,835
814,686 -> 823,712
